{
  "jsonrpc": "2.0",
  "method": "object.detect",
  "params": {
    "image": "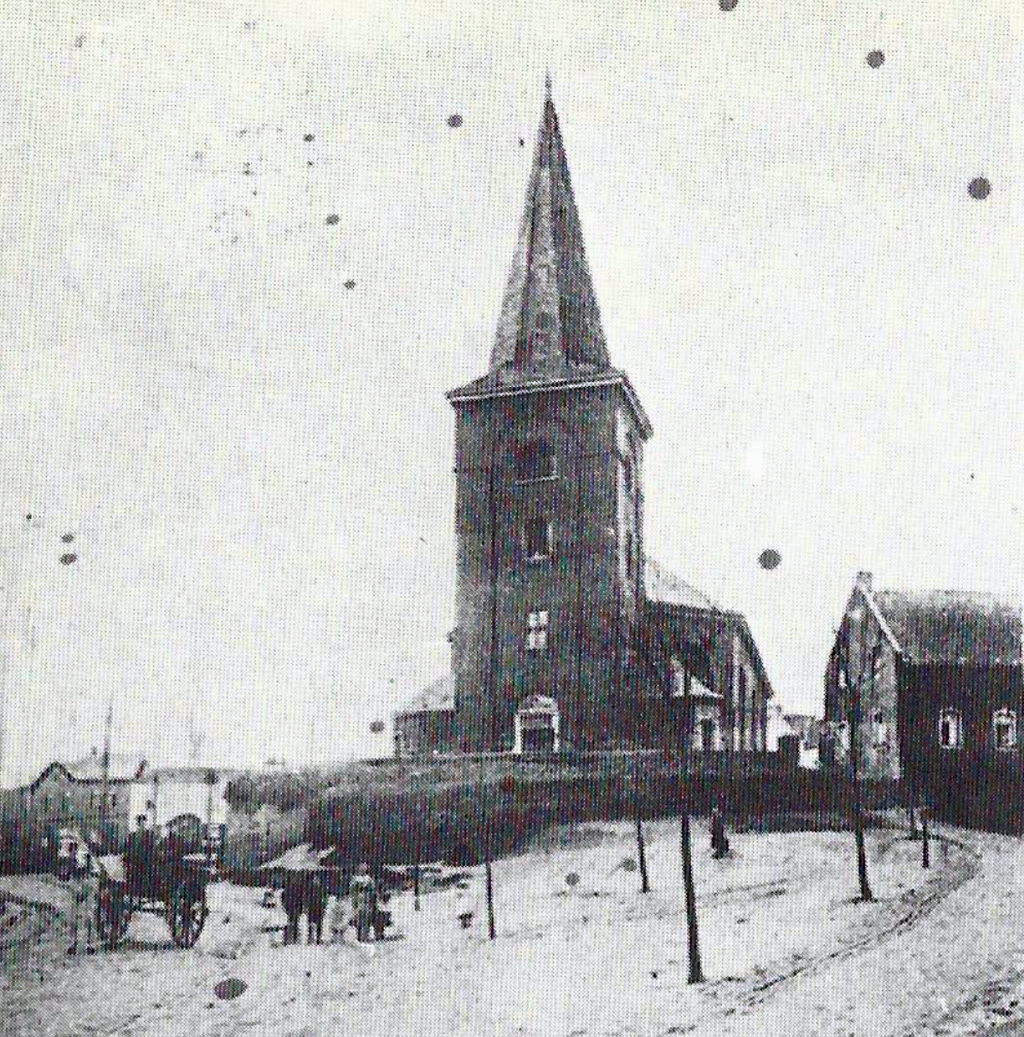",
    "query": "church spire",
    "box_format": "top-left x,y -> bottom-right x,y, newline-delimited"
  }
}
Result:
488,81 -> 610,376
